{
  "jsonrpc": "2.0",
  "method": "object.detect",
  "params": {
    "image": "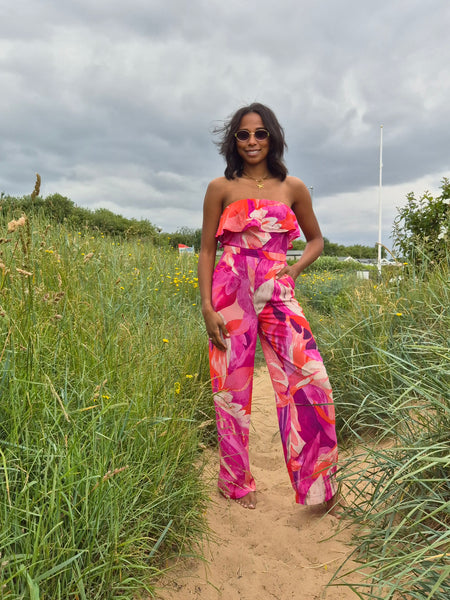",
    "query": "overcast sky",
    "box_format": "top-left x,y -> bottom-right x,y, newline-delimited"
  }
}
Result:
1,0 -> 449,247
